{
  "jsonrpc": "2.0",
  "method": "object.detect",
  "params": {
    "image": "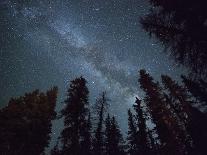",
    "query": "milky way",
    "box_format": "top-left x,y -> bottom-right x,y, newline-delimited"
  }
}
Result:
0,0 -> 186,149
